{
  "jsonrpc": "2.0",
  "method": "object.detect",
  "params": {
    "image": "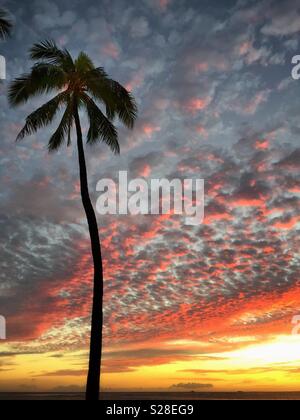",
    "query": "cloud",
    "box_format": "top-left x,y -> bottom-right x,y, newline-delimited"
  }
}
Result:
130,17 -> 151,38
275,149 -> 300,170
157,0 -> 171,11
35,369 -> 86,377
33,1 -> 76,29
170,383 -> 214,390
50,385 -> 85,393
261,0 -> 300,36
102,42 -> 120,59
243,91 -> 270,115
